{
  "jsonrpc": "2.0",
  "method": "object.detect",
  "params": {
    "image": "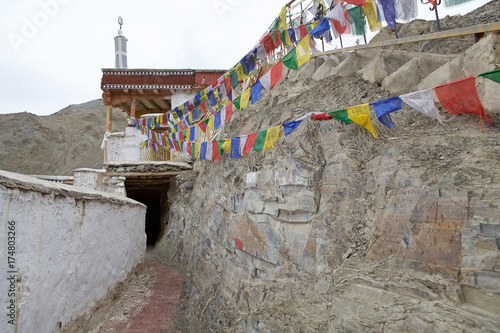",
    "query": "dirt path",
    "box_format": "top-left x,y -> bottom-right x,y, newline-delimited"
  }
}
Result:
89,256 -> 184,333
